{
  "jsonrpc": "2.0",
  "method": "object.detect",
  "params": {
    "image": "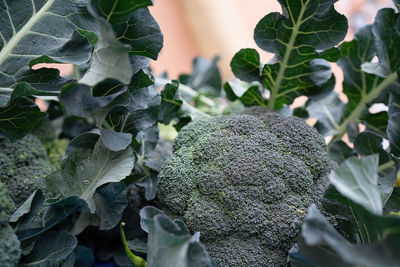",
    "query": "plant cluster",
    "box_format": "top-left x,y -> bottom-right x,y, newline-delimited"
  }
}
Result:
0,0 -> 399,266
